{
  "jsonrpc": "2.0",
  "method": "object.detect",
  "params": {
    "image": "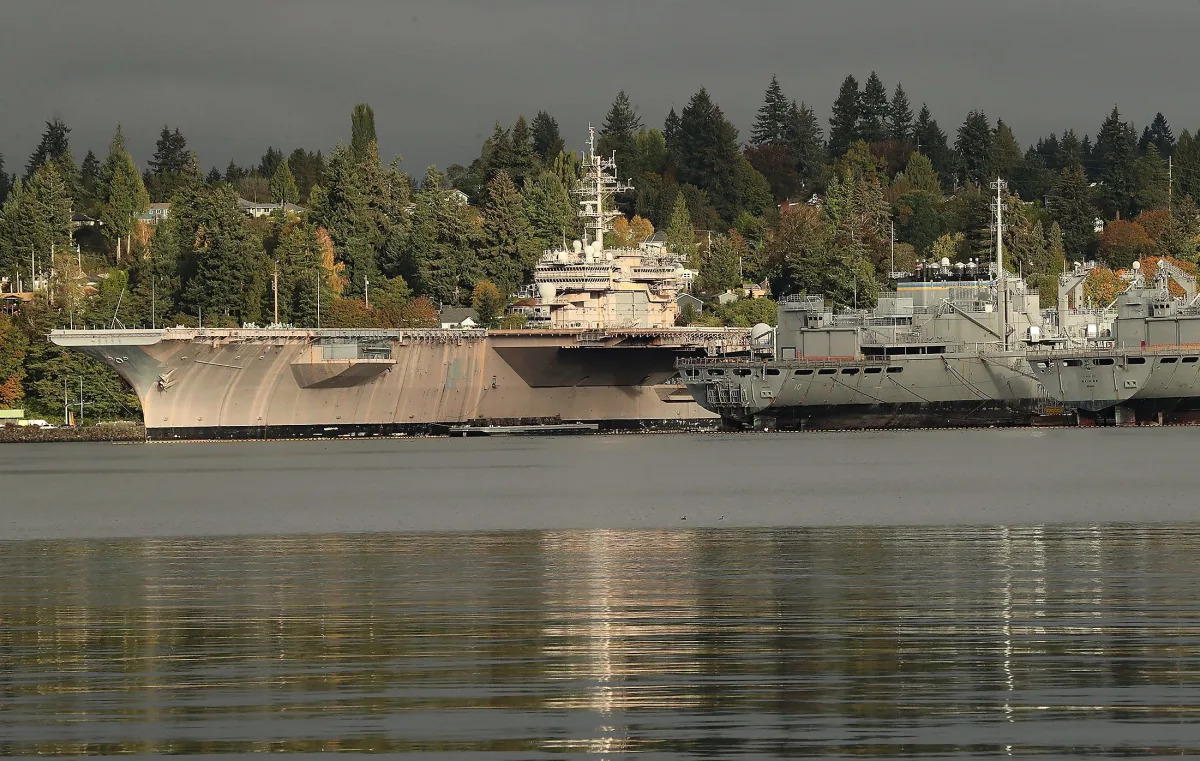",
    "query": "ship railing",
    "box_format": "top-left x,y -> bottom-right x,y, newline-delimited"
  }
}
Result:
1029,343 -> 1200,359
